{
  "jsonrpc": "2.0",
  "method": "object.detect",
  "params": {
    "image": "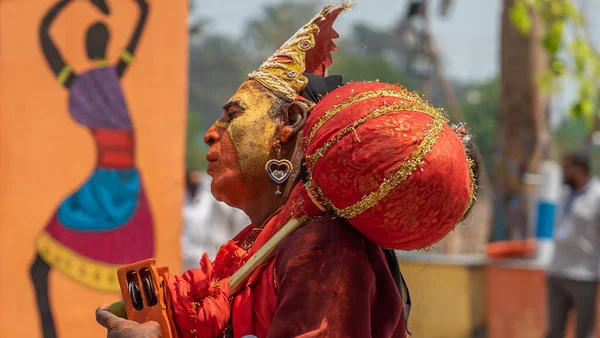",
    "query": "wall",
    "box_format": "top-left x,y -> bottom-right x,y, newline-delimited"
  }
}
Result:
399,256 -> 487,338
487,265 -> 600,338
0,0 -> 187,336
